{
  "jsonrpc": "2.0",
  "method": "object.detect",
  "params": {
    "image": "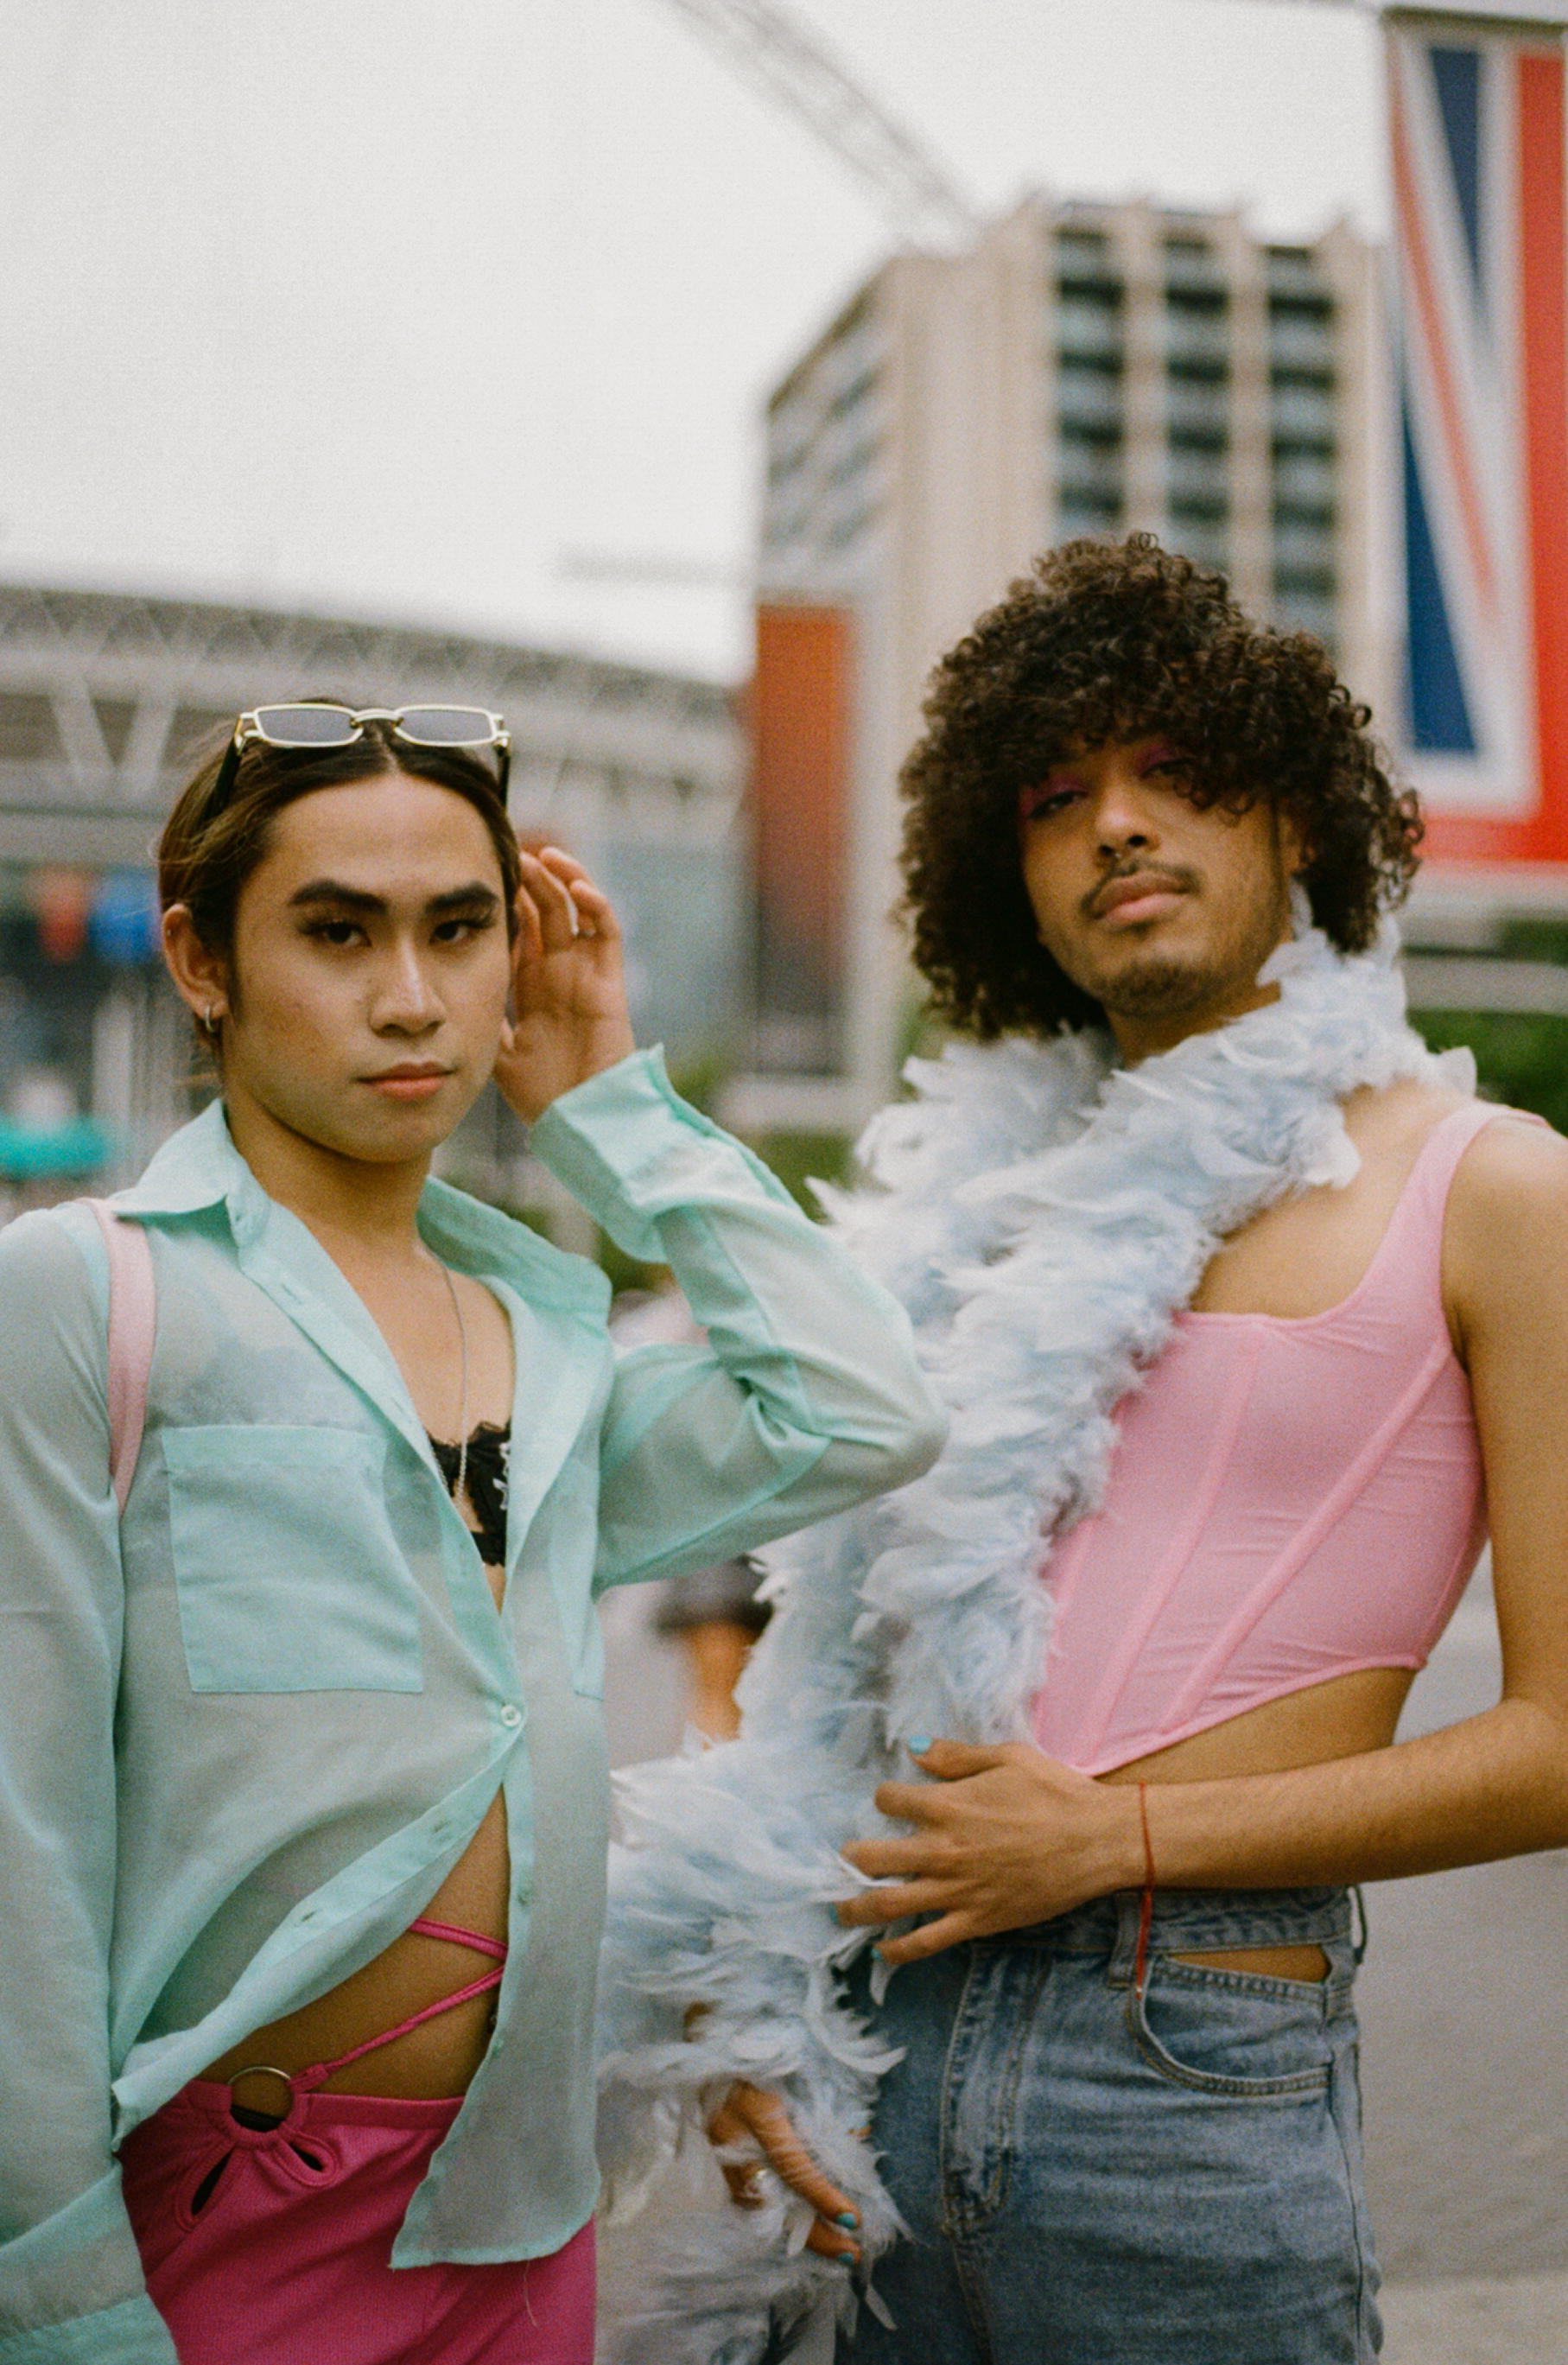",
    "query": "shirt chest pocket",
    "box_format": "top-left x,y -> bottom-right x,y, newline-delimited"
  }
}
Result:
162,1426 -> 424,1694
